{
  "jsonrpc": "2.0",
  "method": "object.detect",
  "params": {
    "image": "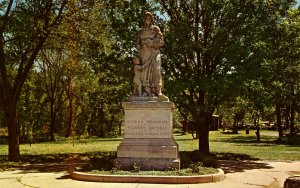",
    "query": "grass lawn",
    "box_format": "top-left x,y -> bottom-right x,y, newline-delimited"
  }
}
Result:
176,130 -> 300,161
0,130 -> 299,165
